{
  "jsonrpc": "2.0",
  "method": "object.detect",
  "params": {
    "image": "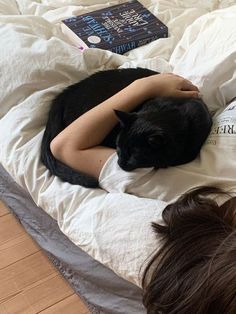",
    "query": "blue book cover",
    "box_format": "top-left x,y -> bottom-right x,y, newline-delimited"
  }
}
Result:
62,0 -> 168,54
